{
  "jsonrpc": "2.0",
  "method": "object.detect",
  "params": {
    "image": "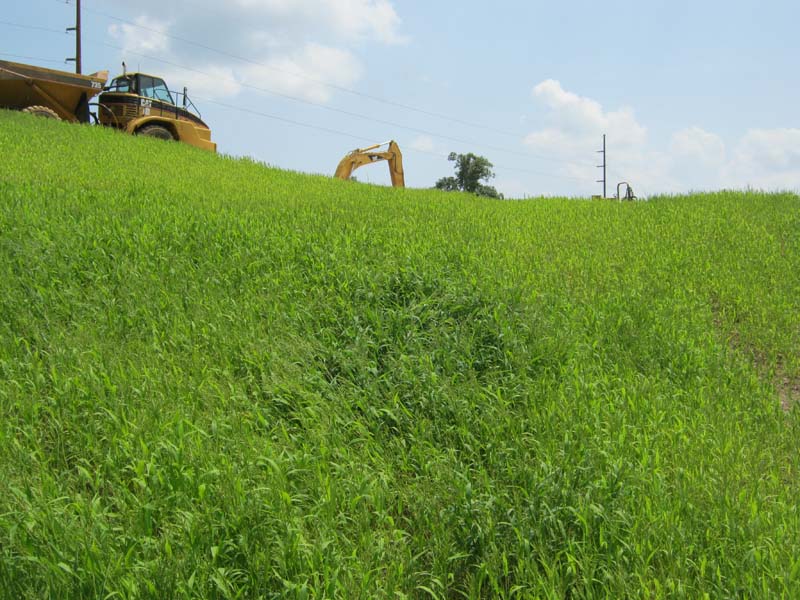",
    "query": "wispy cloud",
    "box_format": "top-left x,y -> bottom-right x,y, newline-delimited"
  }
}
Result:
103,0 -> 405,103
524,79 -> 800,194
